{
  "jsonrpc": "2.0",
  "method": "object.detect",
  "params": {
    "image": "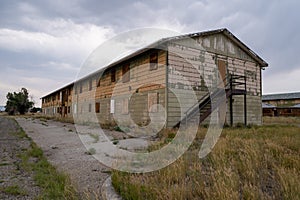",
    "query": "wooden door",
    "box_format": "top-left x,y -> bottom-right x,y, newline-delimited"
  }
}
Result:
218,59 -> 227,86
